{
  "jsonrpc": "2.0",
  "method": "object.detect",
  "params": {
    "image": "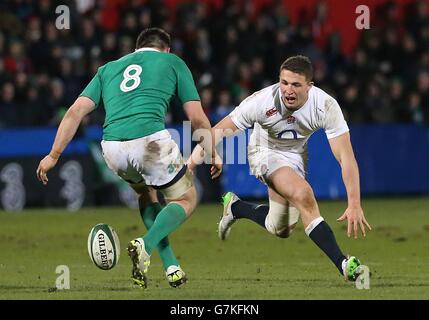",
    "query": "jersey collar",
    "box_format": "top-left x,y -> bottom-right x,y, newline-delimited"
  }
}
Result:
135,48 -> 161,53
